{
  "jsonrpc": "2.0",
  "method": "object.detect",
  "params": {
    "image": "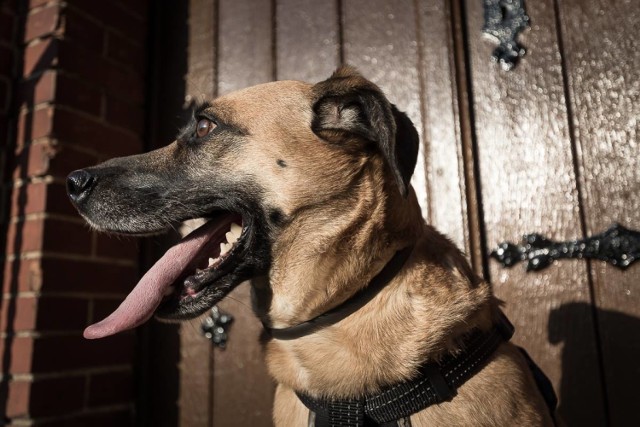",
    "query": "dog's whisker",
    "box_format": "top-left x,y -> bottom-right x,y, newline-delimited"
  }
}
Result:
223,295 -> 253,314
